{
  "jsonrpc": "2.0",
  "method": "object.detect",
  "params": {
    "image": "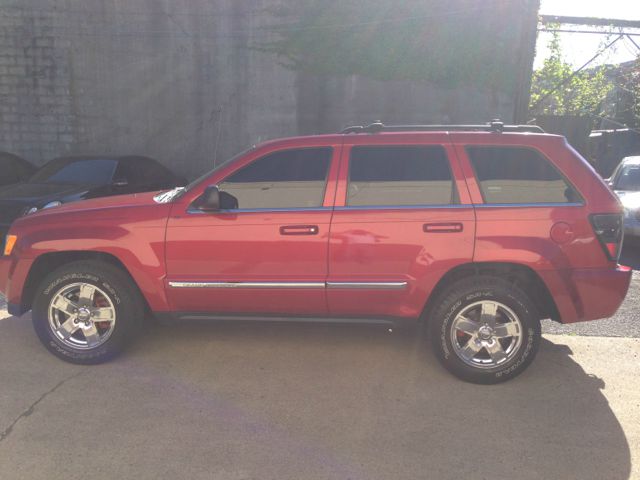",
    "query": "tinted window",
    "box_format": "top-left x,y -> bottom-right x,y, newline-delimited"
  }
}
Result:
466,146 -> 579,204
115,158 -> 175,186
347,146 -> 455,206
30,158 -> 117,185
219,148 -> 331,209
614,164 -> 640,191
